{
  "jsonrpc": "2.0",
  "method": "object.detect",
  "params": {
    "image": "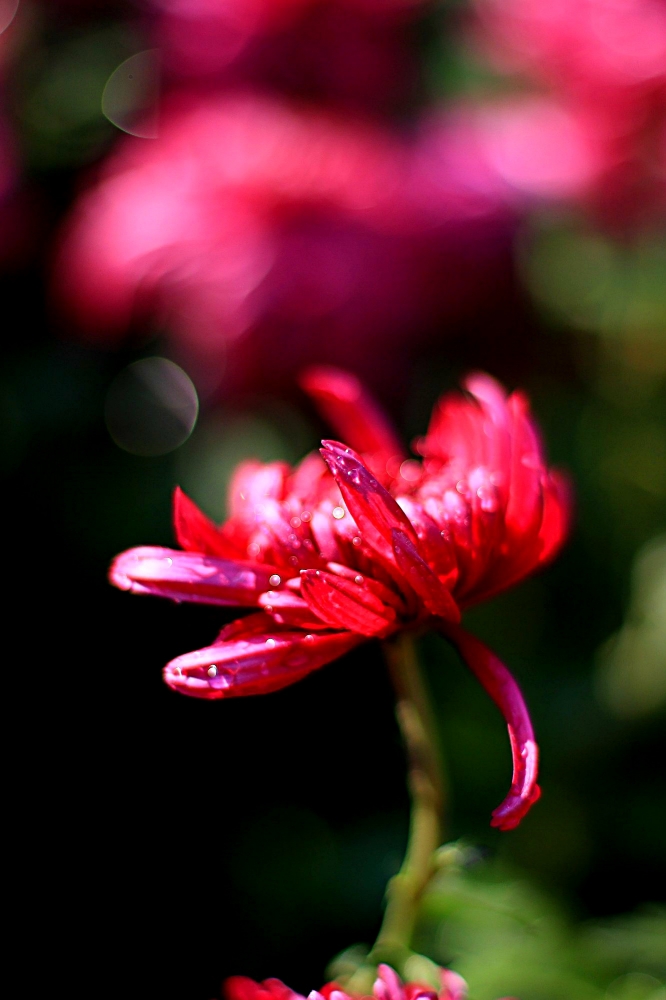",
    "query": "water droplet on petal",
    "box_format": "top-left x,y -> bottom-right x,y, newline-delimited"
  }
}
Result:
289,556 -> 299,566
207,665 -> 218,677
304,634 -> 314,644
265,638 -> 277,648
301,511 -> 311,522
247,542 -> 261,558
269,574 -> 281,587
332,506 -> 345,519
165,557 -> 173,566
290,517 -> 302,529
352,535 -> 362,546
477,486 -> 498,512
263,605 -> 273,615
354,575 -> 364,586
